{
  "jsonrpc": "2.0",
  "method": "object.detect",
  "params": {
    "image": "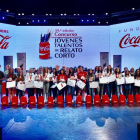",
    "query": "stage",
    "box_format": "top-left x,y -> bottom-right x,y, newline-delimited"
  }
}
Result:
1,104 -> 140,140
